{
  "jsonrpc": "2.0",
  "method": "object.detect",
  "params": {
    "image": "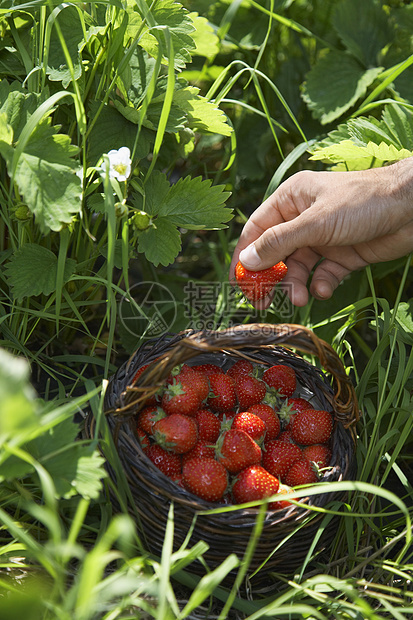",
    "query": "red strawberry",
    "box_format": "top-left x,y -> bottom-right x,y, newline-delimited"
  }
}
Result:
227,359 -> 254,380
235,260 -> 288,302
132,363 -> 150,384
285,458 -> 319,487
191,363 -> 224,377
182,457 -> 228,502
161,380 -> 201,417
216,429 -> 262,474
302,444 -> 332,469
291,409 -> 333,446
231,411 -> 266,444
153,413 -> 198,454
262,439 -> 302,482
270,483 -> 296,510
248,403 -> 281,441
178,368 -> 210,402
136,405 -> 166,435
278,397 -> 312,430
195,408 -> 221,443
262,365 -> 296,397
232,465 -> 280,505
207,374 -> 237,412
136,427 -> 150,450
182,439 -> 216,464
145,444 -> 182,479
235,374 -> 266,409
277,429 -> 294,443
